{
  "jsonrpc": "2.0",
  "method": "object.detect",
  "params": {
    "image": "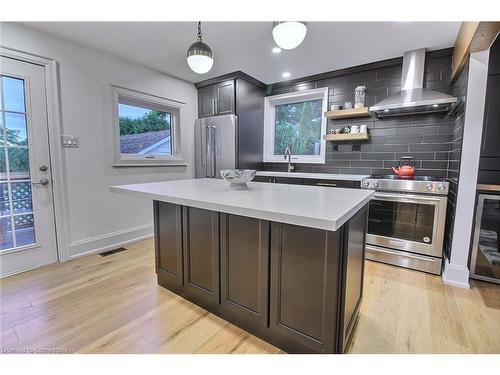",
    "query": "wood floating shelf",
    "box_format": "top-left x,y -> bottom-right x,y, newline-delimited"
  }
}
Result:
323,133 -> 370,142
324,107 -> 371,119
